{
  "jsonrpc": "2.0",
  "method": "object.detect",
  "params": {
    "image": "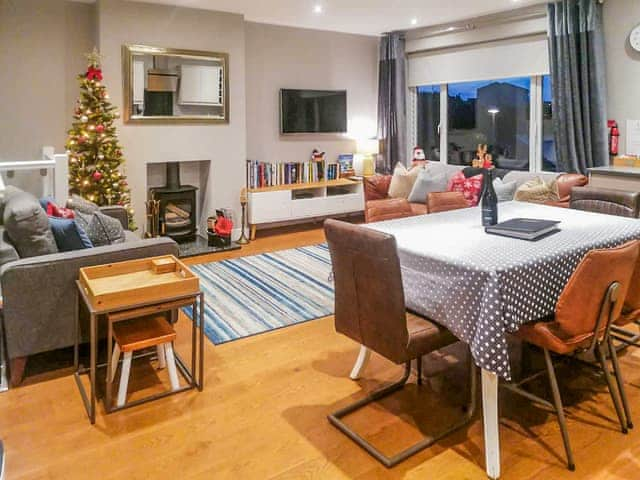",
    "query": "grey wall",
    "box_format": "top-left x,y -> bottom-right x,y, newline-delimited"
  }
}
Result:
245,22 -> 378,166
0,0 -> 95,160
603,0 -> 640,153
96,0 -> 247,232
